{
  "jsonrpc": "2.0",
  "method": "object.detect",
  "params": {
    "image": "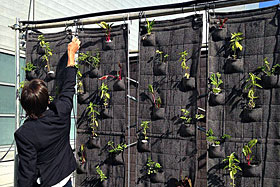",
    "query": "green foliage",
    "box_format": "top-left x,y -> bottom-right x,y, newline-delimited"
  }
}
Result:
24,62 -> 36,72
195,114 -> 205,120
210,72 -> 223,94
19,81 -> 27,89
98,21 -> 113,41
206,128 -> 231,145
229,32 -> 244,59
242,139 -> 258,165
78,51 -> 100,69
180,109 -> 192,124
38,35 -> 53,71
244,73 -> 262,109
87,102 -> 100,137
146,19 -> 155,35
99,83 -> 110,107
96,166 -> 107,182
148,84 -> 161,108
79,144 -> 86,164
156,50 -> 168,63
179,51 -> 190,79
49,96 -> 54,102
140,121 -> 150,140
223,152 -> 242,187
146,157 -> 161,175
258,57 -> 280,76
107,141 -> 127,154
